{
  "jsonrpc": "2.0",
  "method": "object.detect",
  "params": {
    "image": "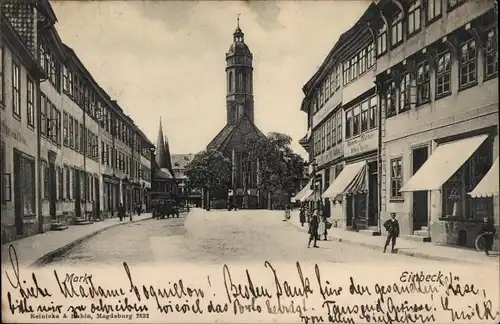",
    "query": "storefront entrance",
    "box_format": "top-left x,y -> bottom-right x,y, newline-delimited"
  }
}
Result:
412,146 -> 429,231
